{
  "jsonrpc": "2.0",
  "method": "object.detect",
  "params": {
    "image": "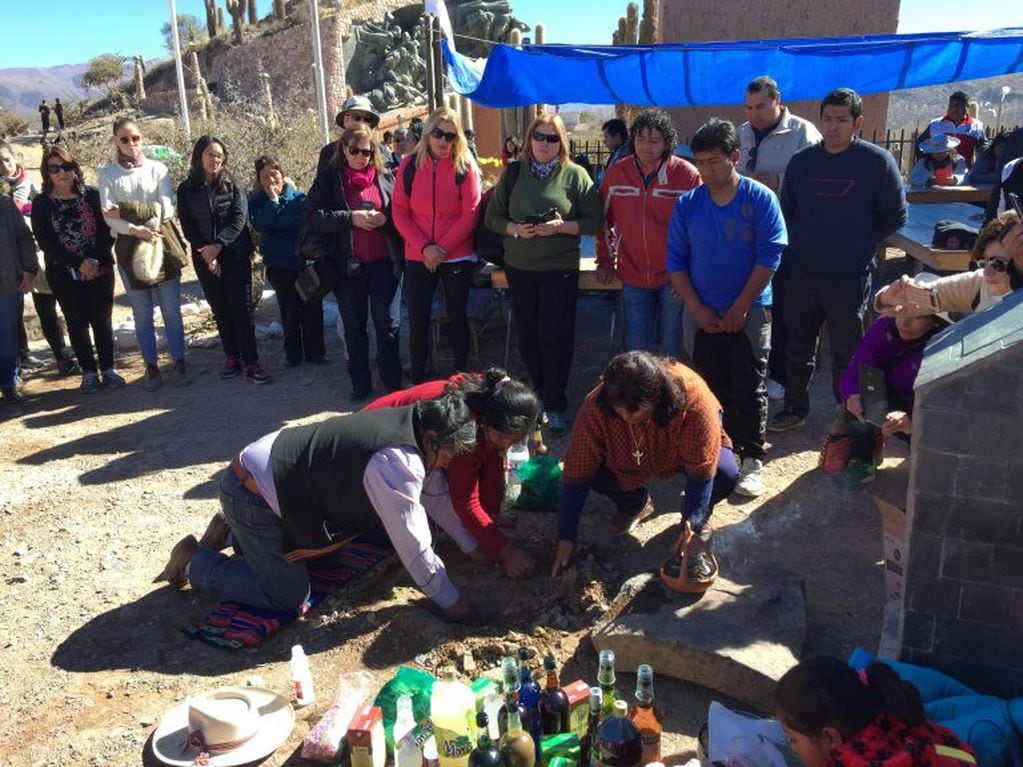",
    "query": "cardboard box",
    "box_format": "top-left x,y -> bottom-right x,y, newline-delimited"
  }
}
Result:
873,496 -> 906,603
347,705 -> 384,767
561,679 -> 590,739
